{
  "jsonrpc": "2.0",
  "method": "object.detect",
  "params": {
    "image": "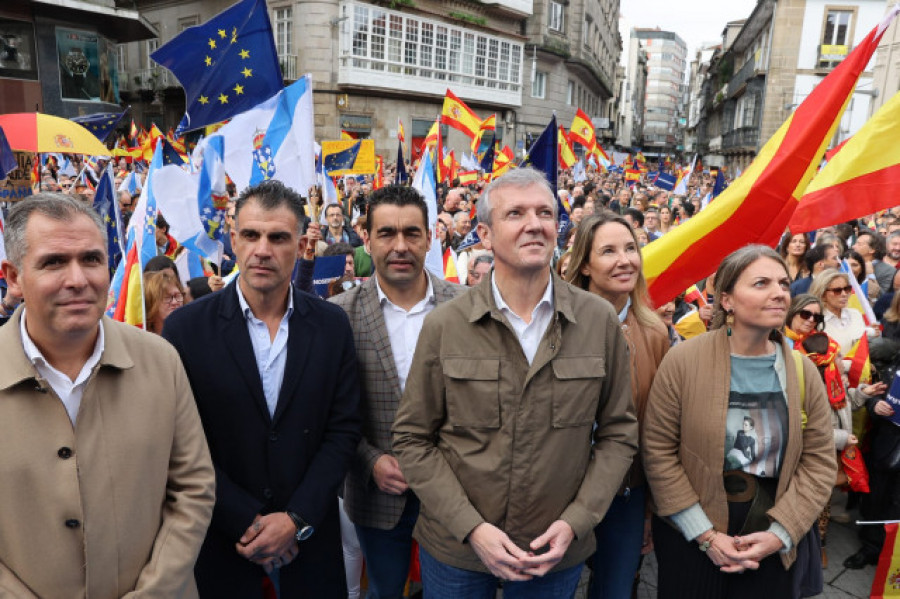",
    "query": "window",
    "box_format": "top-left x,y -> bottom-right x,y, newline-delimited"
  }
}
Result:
532,71 -> 546,99
274,7 -> 293,56
178,16 -> 198,32
116,44 -> 126,74
549,2 -> 564,33
145,25 -> 159,70
567,80 -> 574,105
344,2 -> 523,93
819,9 -> 853,68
